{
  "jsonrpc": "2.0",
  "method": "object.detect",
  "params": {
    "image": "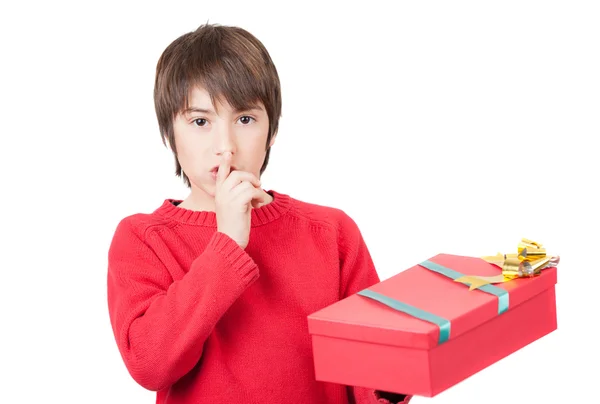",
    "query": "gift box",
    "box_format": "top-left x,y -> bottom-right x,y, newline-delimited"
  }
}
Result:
307,252 -> 558,397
